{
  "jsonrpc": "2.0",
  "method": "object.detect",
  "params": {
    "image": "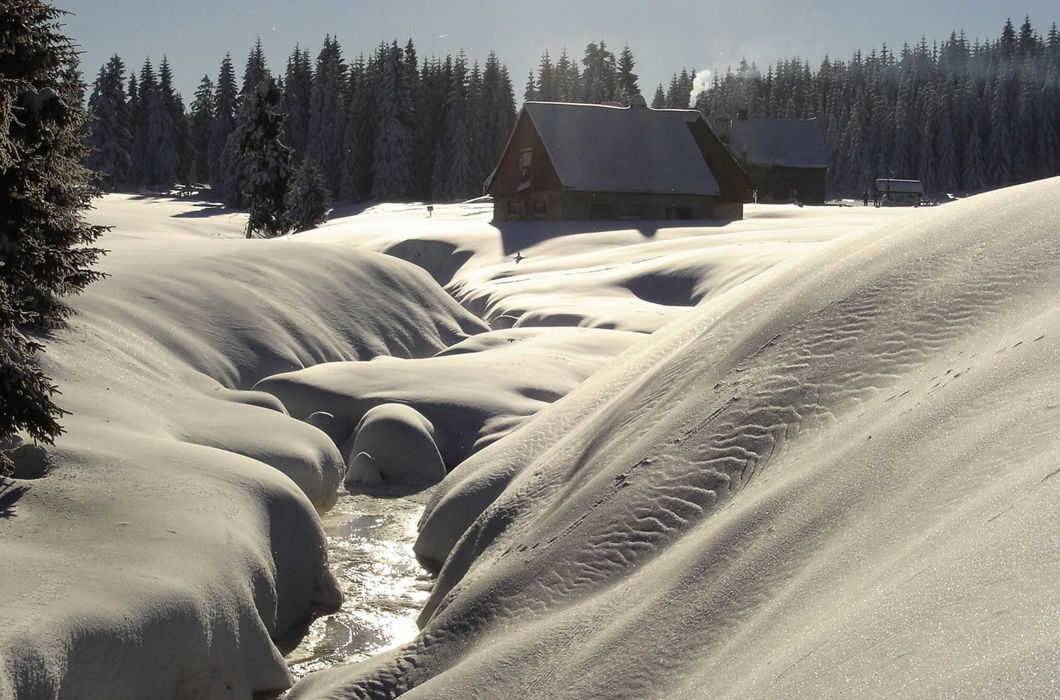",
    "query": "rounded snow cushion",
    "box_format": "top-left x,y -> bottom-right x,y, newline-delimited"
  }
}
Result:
344,404 -> 446,485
